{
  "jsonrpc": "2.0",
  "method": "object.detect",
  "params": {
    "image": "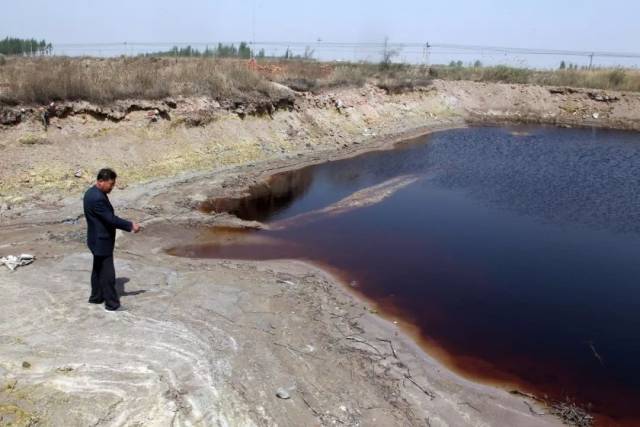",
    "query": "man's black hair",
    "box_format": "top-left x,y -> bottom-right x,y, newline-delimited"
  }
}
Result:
96,168 -> 117,181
